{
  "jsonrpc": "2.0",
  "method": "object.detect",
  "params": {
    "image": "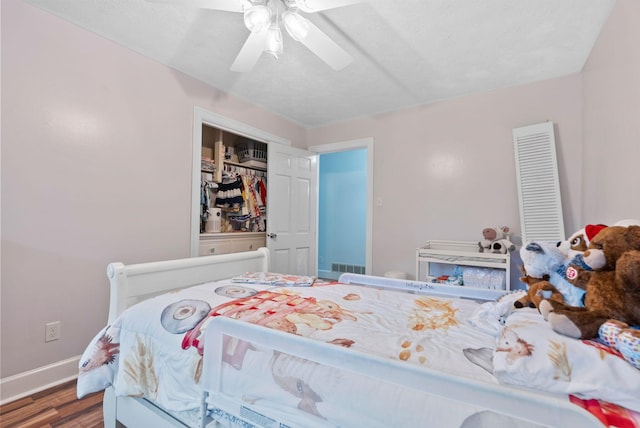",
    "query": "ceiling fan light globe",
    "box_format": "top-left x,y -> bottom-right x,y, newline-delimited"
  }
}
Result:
282,10 -> 310,41
243,5 -> 272,33
293,0 -> 311,11
265,27 -> 284,59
